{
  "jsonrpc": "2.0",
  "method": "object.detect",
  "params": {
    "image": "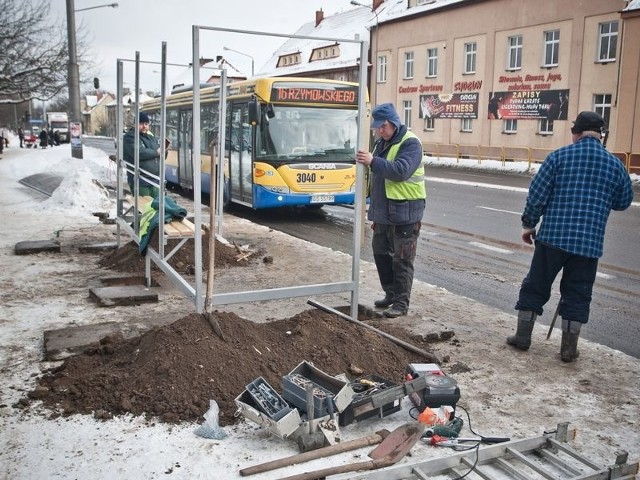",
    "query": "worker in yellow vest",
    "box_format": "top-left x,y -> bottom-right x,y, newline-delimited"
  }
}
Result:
356,103 -> 426,318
